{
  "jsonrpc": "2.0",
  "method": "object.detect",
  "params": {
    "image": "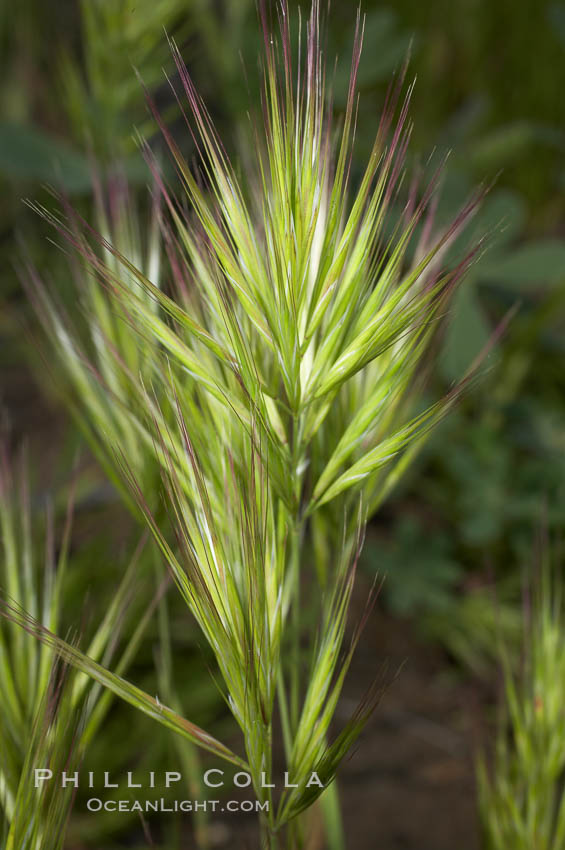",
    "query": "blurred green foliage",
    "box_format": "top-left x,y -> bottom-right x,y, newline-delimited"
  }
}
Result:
0,0 -> 564,813
334,0 -> 565,652
0,0 -> 563,847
